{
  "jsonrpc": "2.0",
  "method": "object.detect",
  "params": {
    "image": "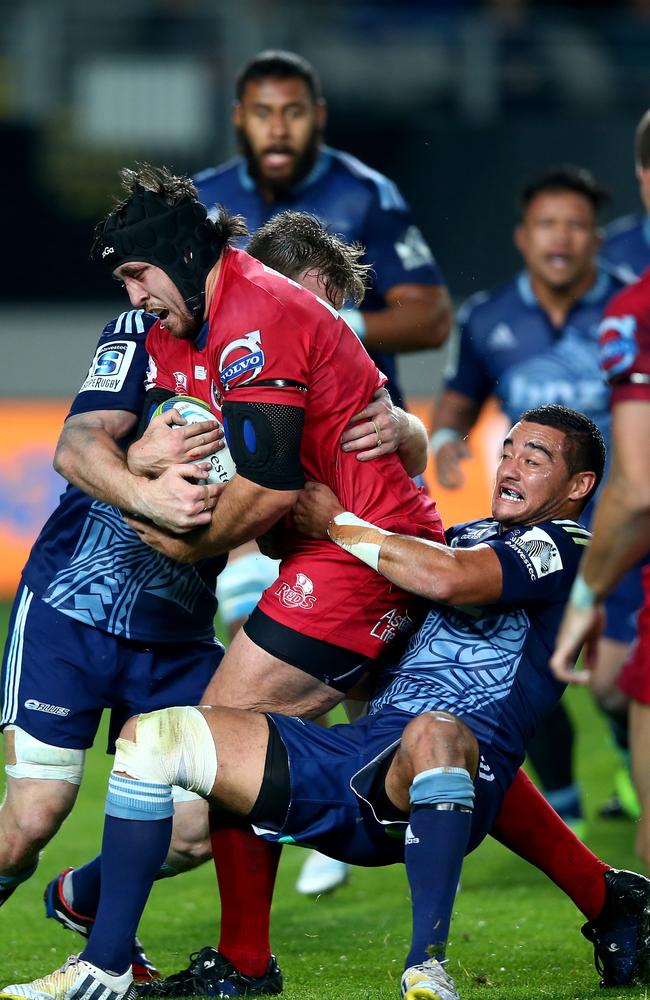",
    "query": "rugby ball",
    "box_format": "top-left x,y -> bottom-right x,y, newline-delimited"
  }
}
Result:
152,395 -> 236,485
